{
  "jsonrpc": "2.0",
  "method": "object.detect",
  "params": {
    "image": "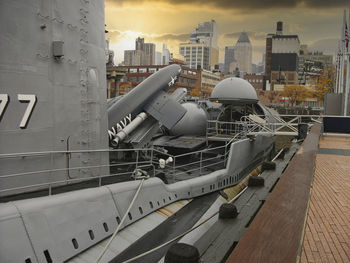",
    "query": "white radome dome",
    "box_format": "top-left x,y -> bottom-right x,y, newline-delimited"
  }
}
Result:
210,77 -> 258,104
